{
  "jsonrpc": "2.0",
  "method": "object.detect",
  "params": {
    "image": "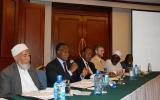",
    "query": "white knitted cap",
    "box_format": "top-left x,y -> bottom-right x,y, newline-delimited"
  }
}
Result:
11,43 -> 28,57
113,50 -> 122,57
